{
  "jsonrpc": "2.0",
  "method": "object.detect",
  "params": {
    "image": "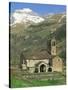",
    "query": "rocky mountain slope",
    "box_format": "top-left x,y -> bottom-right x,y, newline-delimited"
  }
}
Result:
10,12 -> 66,65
